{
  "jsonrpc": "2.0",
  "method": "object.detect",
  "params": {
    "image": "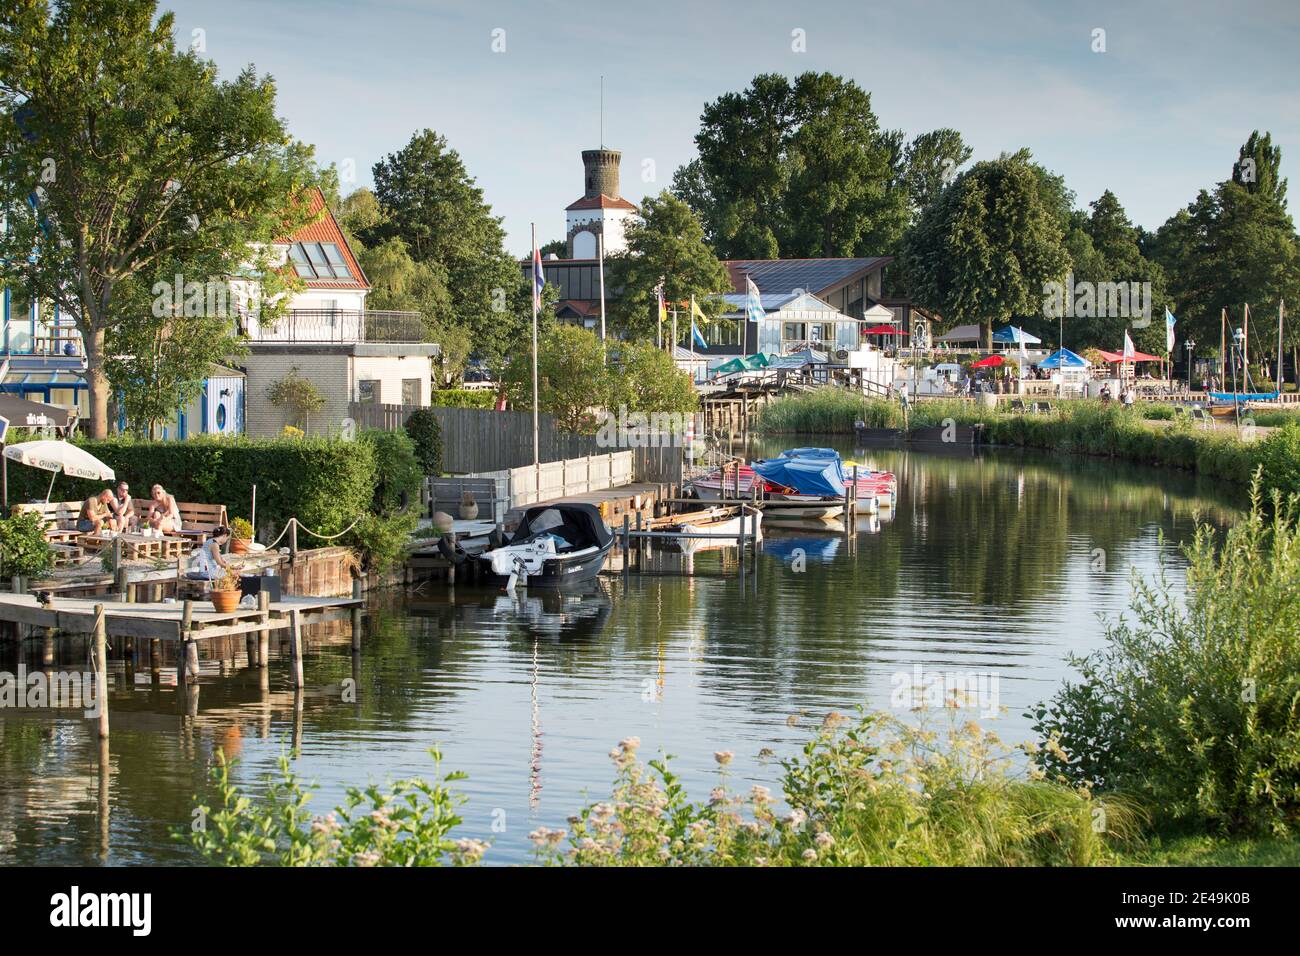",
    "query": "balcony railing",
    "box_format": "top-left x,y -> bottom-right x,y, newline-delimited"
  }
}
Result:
244,309 -> 428,345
